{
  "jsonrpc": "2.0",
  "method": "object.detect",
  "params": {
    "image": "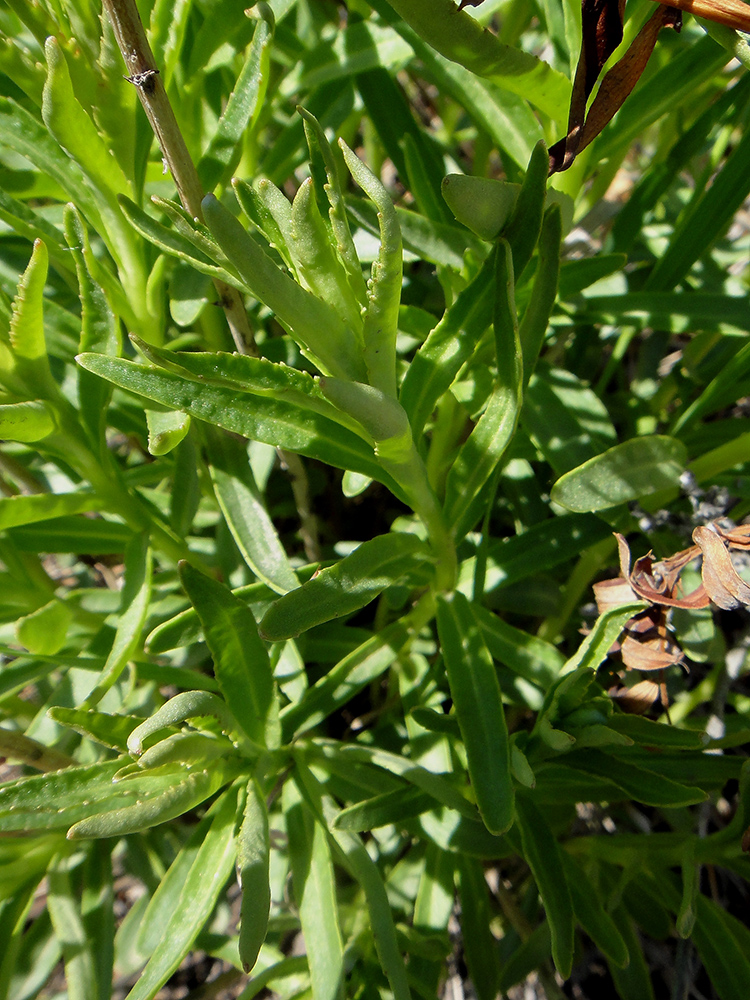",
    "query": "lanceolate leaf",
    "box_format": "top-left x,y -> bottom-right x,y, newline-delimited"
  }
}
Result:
198,9 -> 274,192
237,779 -> 271,974
515,796 -> 574,979
180,563 -> 280,749
436,591 -> 514,835
67,762 -> 241,838
284,780 -> 345,1000
551,436 -> 687,512
8,240 -> 58,400
83,533 -> 152,709
121,787 -> 240,1000
260,533 -> 430,641
380,0 -> 570,121
207,430 -> 299,595
75,353 -> 404,496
